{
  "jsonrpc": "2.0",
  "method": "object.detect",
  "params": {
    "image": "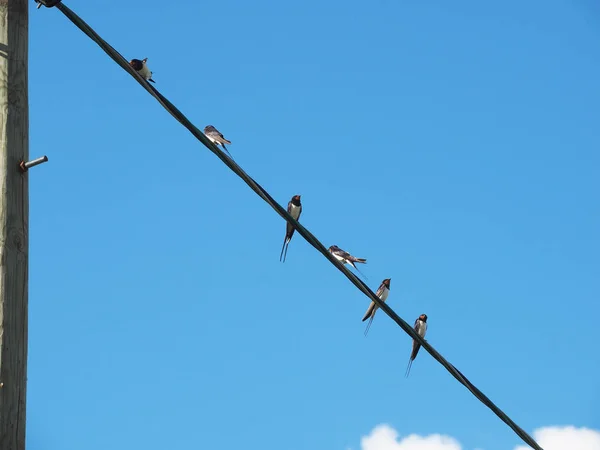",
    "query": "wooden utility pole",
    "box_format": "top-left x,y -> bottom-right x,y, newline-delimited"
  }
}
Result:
0,0 -> 29,448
